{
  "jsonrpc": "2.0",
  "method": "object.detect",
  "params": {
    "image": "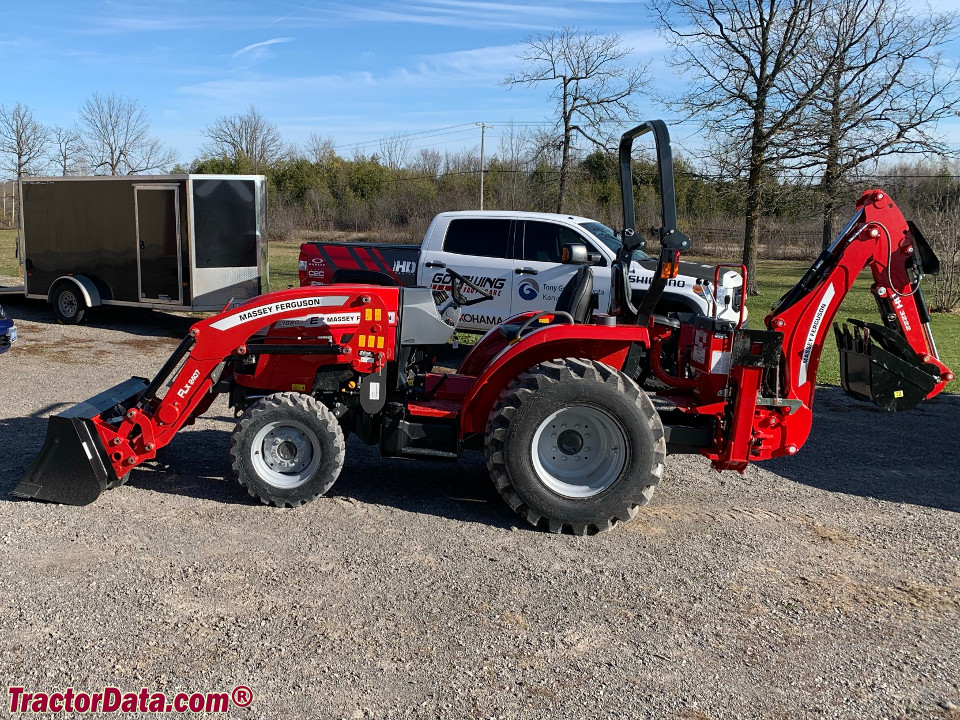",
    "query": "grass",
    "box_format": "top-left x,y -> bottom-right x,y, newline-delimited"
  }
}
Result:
266,239 -> 301,290
0,229 -> 19,278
